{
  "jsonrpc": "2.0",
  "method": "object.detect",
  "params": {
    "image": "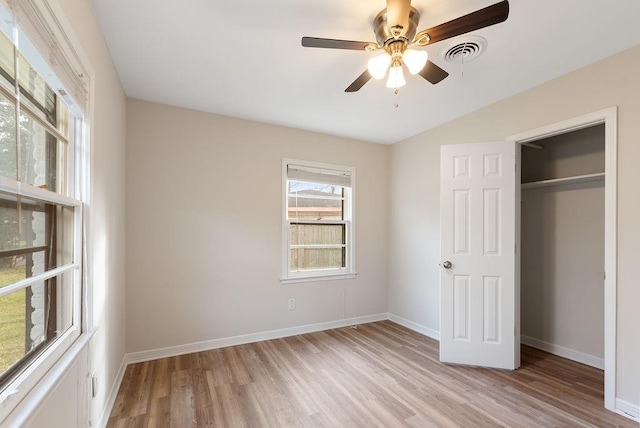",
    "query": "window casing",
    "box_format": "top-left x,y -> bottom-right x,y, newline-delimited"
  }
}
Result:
282,159 -> 355,282
0,11 -> 85,421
